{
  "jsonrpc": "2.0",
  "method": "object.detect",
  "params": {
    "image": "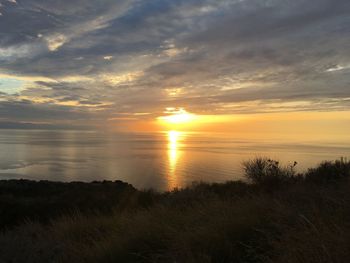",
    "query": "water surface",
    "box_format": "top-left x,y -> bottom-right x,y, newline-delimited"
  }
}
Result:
0,129 -> 349,191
